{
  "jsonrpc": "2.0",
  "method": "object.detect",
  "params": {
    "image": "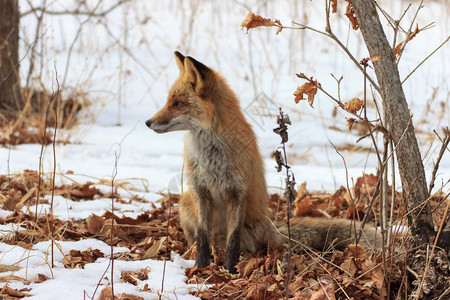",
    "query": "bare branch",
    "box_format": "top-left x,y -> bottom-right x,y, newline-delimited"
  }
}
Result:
402,35 -> 450,84
428,129 -> 450,195
21,0 -> 130,17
